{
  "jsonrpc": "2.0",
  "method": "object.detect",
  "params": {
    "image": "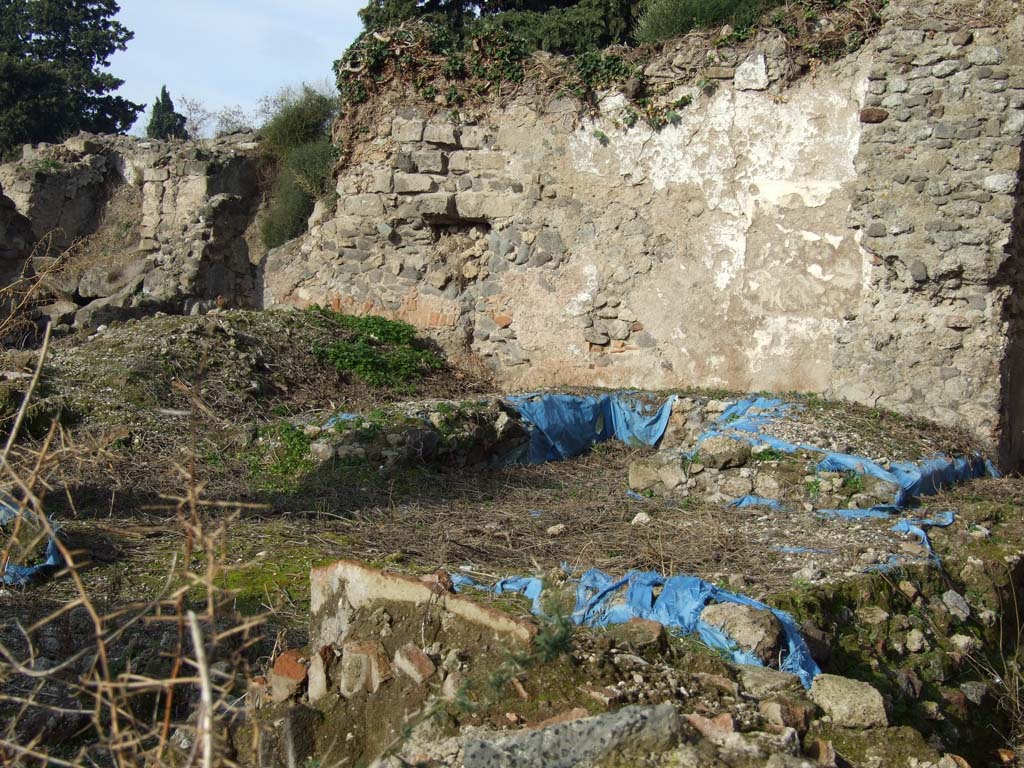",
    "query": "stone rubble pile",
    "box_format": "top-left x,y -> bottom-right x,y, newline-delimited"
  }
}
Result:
243,559 -> 985,768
